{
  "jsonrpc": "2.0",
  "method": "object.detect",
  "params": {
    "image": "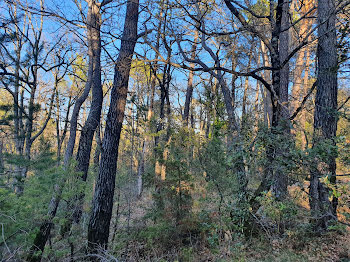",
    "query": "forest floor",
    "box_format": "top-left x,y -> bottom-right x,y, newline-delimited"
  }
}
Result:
120,223 -> 350,262
113,185 -> 350,262
208,229 -> 350,262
